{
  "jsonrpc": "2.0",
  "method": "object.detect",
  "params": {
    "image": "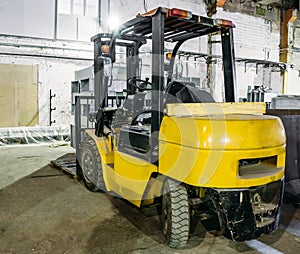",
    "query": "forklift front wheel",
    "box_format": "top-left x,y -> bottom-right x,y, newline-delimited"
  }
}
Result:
80,138 -> 106,192
162,179 -> 190,248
